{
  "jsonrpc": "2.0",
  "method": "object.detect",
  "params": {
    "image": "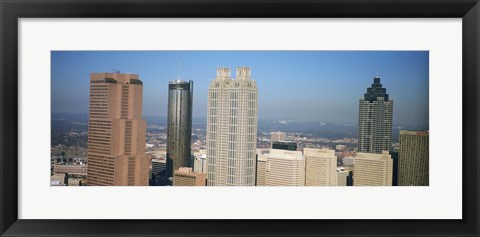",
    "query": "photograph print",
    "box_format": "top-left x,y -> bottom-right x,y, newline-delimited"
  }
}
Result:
51,51 -> 429,187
